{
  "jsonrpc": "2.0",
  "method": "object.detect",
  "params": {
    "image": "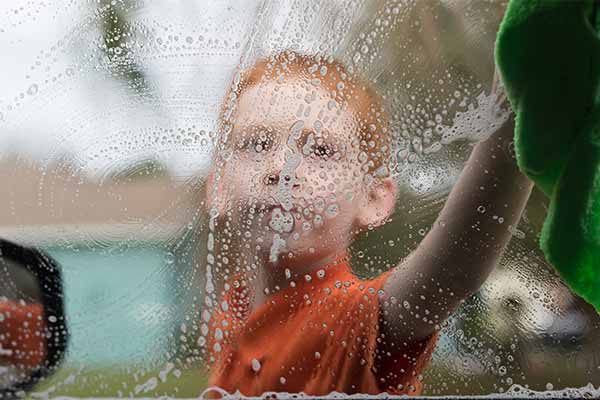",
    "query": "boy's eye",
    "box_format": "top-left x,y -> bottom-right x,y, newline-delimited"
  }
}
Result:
313,144 -> 335,158
253,136 -> 273,153
234,130 -> 275,154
